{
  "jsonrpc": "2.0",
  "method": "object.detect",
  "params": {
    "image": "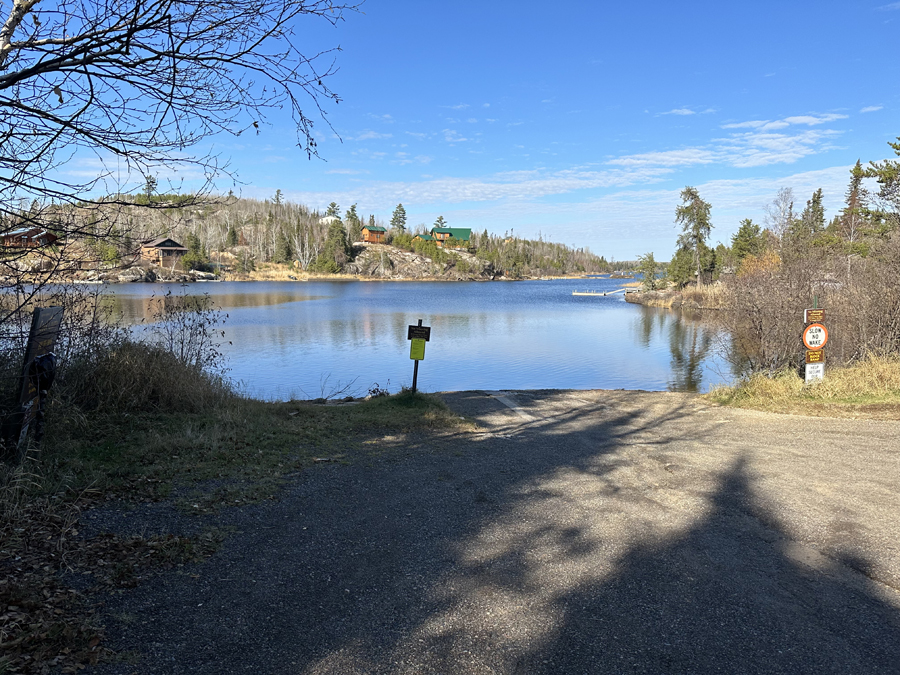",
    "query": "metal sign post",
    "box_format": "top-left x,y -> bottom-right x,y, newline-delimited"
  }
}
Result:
802,308 -> 828,385
407,319 -> 431,393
